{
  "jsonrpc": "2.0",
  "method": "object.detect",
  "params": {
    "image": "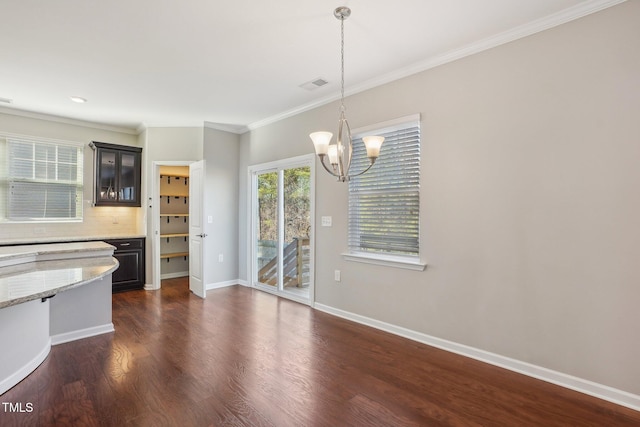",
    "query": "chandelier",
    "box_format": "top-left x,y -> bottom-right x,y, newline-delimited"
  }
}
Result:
310,7 -> 384,182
